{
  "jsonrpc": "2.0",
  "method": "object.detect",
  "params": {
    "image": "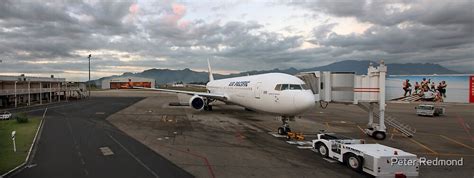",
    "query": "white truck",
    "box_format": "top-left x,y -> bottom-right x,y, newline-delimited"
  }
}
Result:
415,104 -> 445,117
312,133 -> 419,178
0,111 -> 12,120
